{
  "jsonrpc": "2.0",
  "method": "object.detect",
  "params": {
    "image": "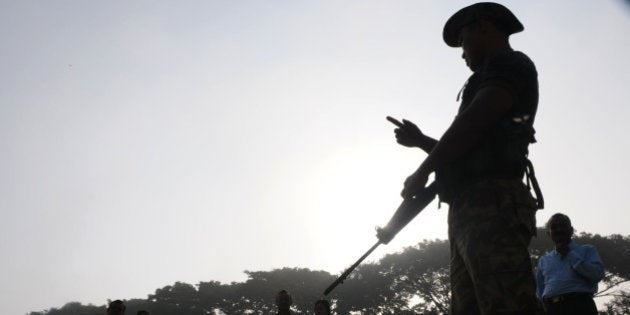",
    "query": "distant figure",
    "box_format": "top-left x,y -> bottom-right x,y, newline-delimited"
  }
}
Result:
378,2 -> 544,314
275,290 -> 293,315
106,300 -> 125,315
314,299 -> 331,315
536,213 -> 605,315
136,311 -> 150,315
